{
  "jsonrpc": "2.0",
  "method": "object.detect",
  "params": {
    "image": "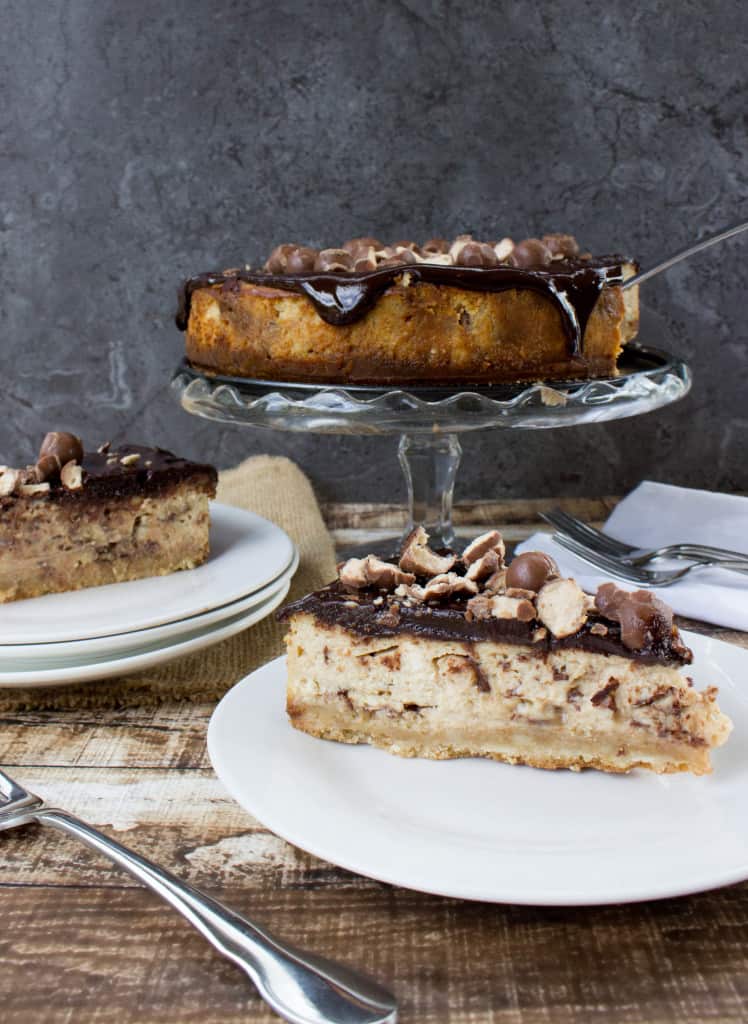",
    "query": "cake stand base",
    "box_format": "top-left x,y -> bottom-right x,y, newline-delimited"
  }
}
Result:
398,433 -> 461,549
